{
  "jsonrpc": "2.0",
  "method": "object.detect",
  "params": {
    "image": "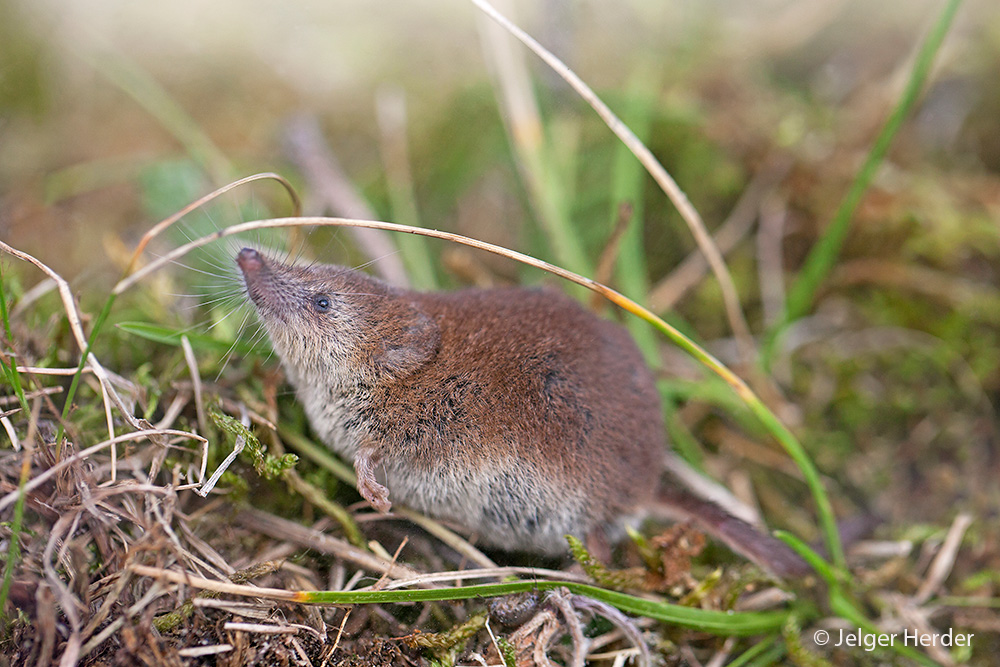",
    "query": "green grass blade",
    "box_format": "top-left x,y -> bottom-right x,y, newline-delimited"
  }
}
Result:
725,637 -> 782,667
0,267 -> 28,414
0,266 -> 30,619
610,70 -> 660,363
296,579 -> 791,635
55,294 -> 117,447
117,321 -> 267,357
774,531 -> 943,666
764,0 -> 964,364
377,91 -> 439,290
0,453 -> 29,622
611,295 -> 846,570
773,530 -> 839,584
